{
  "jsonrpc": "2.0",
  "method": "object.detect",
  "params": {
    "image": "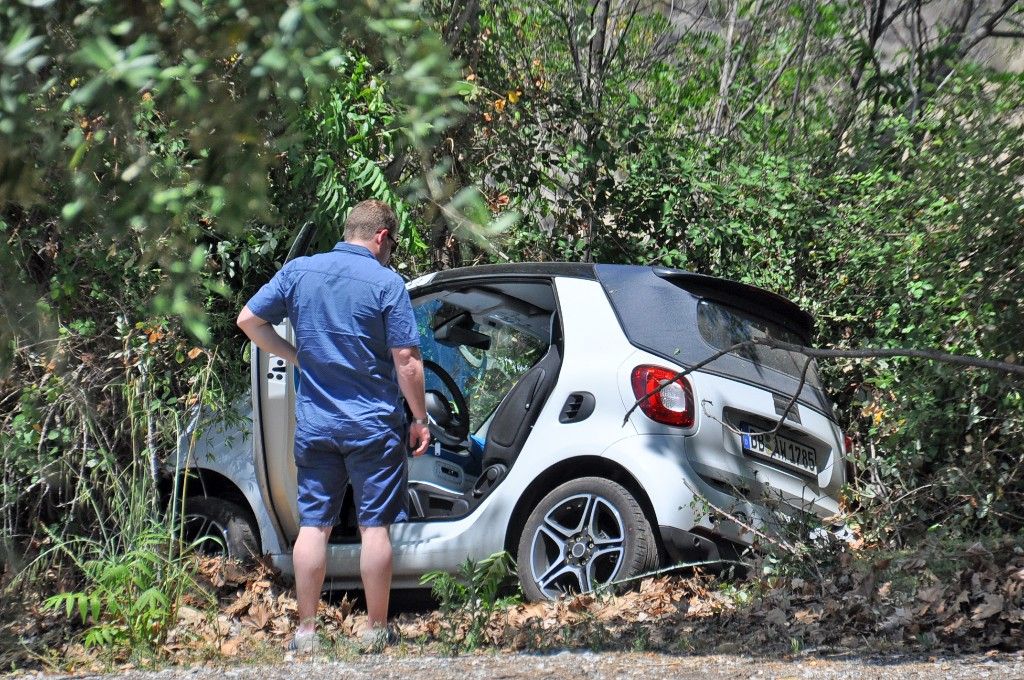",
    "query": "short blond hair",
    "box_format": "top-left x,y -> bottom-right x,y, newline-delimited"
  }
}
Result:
343,199 -> 398,241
